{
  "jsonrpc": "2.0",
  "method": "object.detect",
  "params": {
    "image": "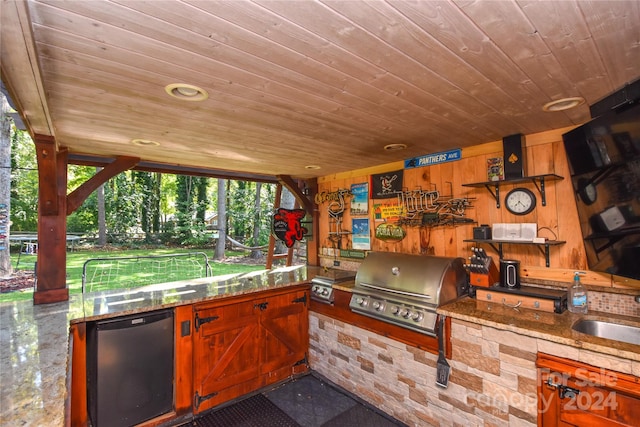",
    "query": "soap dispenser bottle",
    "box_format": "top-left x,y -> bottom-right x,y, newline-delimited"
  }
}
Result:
568,272 -> 588,314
